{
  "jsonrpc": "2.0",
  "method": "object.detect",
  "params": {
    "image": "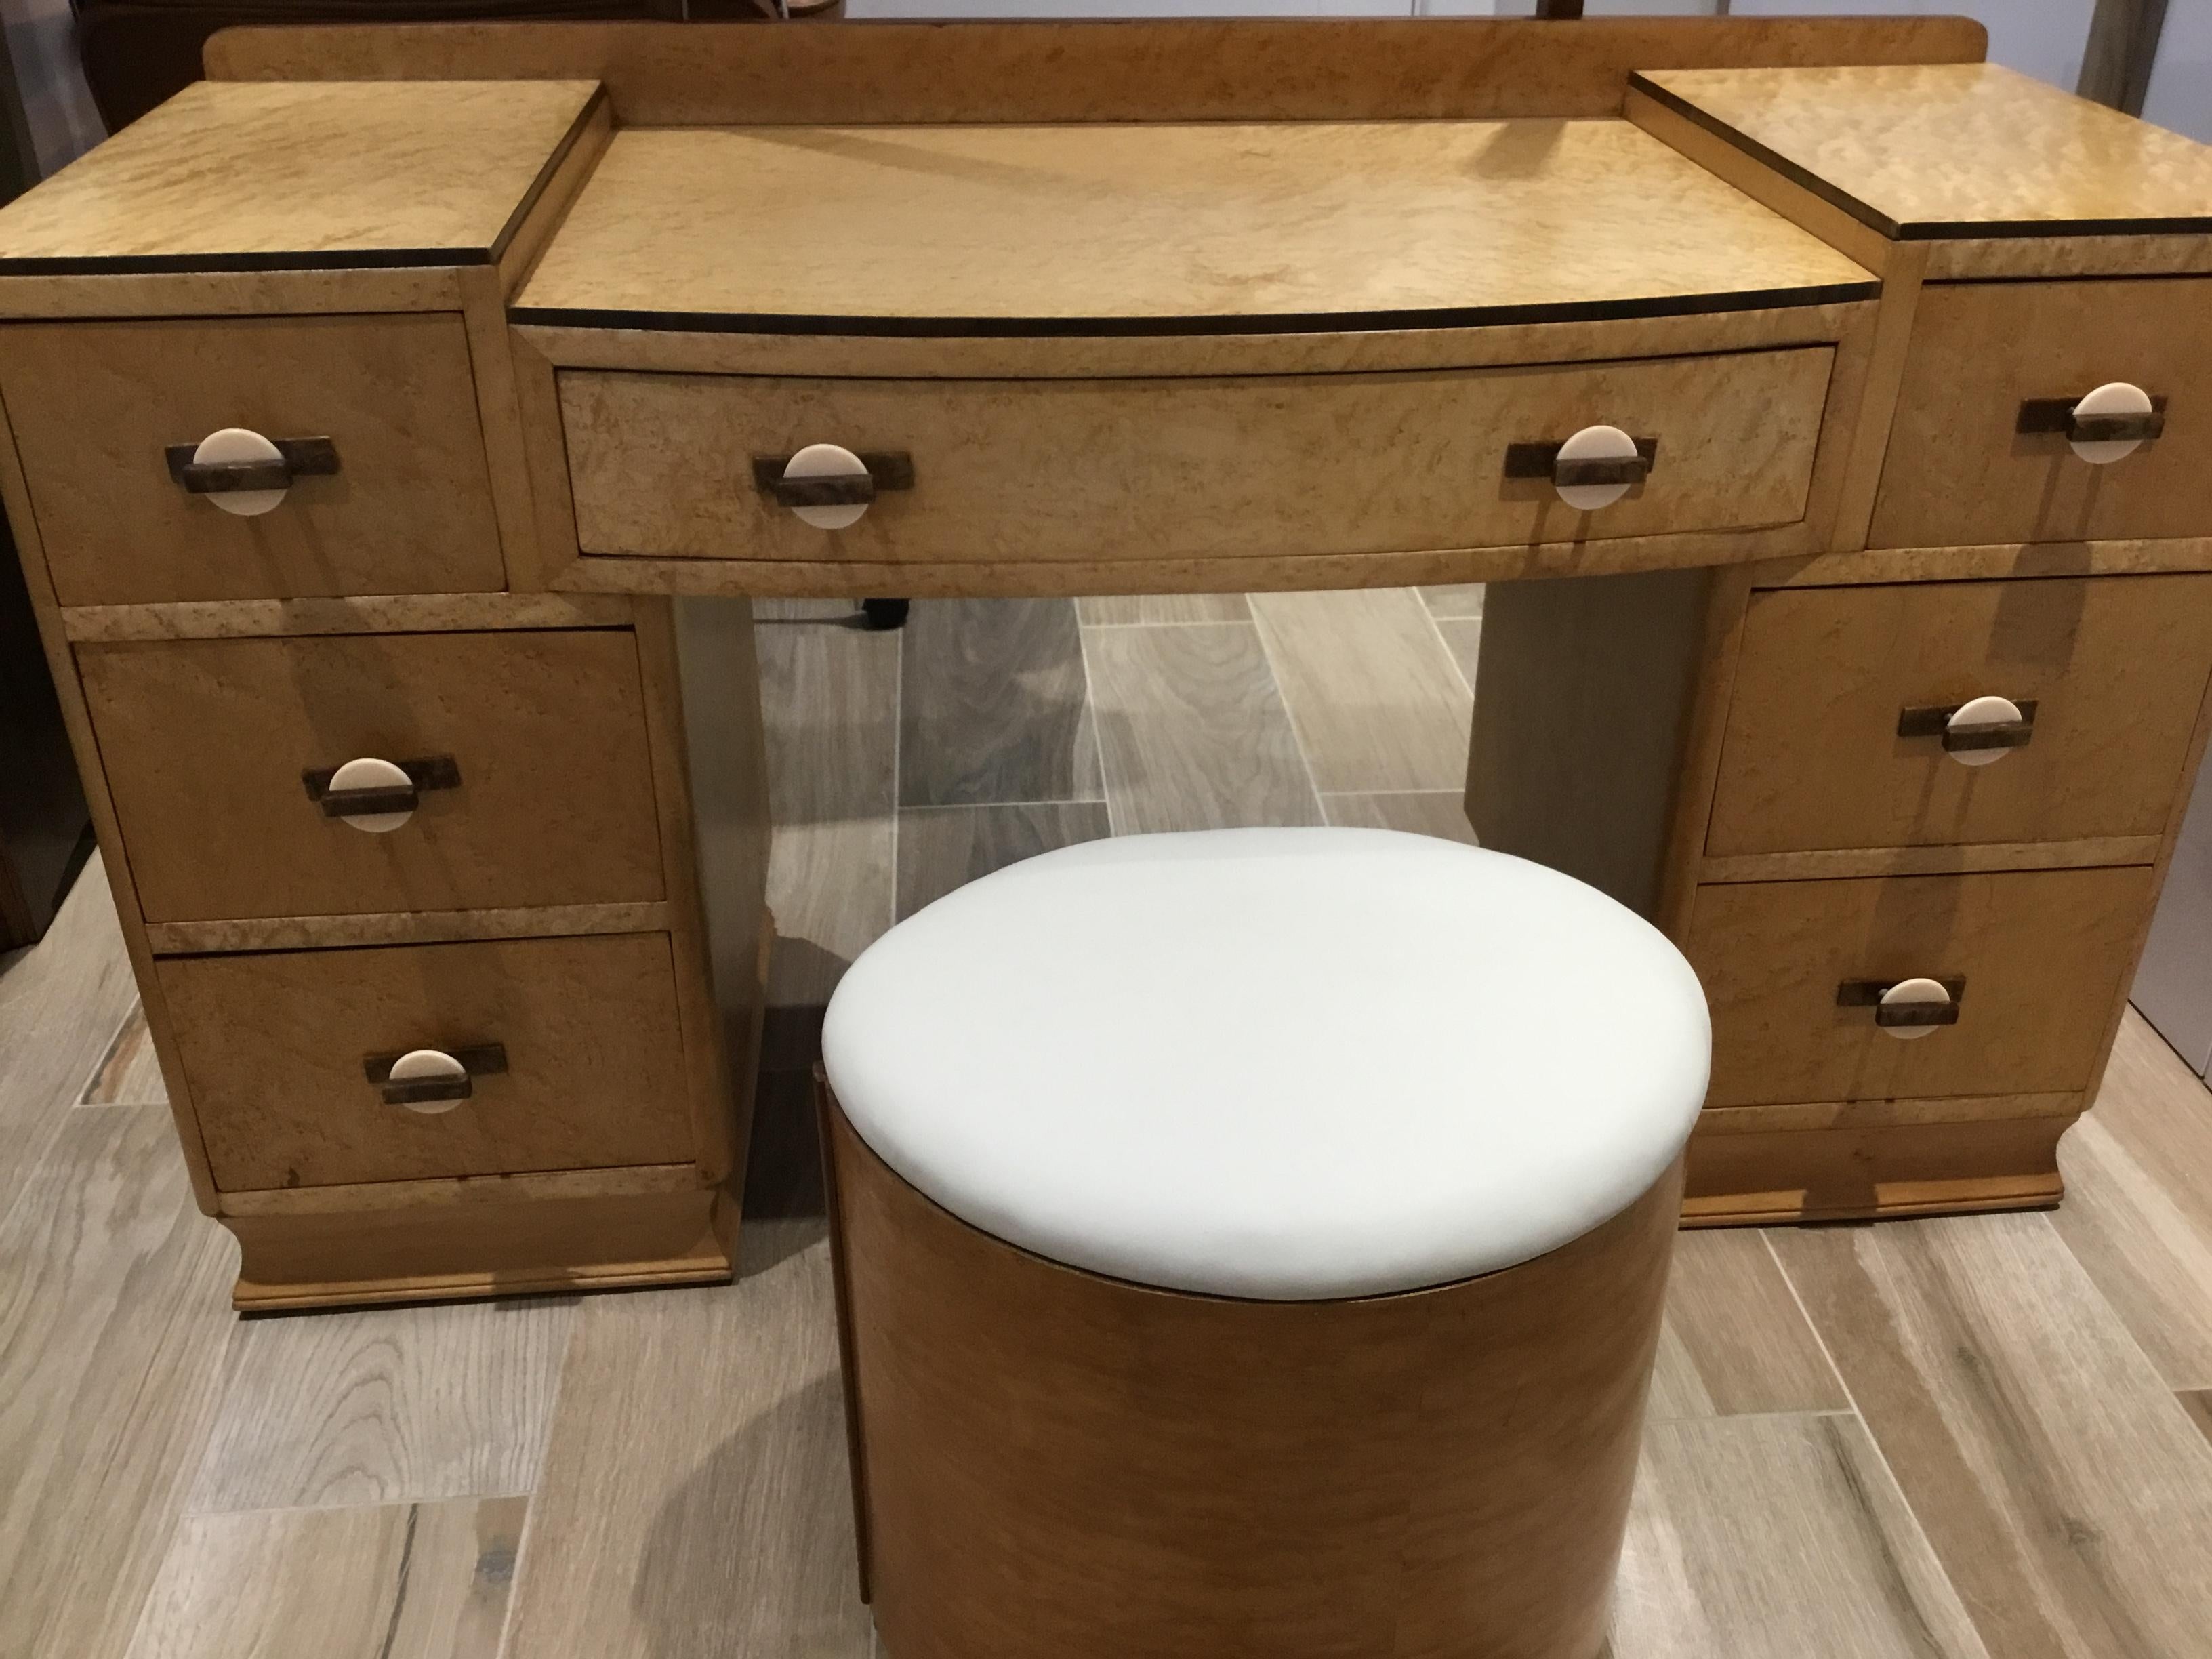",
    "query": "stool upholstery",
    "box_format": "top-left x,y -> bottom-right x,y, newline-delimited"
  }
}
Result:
819,826 -> 1711,1659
